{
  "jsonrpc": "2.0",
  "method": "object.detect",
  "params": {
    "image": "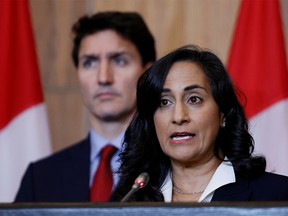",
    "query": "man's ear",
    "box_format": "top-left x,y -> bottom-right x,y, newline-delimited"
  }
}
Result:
143,61 -> 154,71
